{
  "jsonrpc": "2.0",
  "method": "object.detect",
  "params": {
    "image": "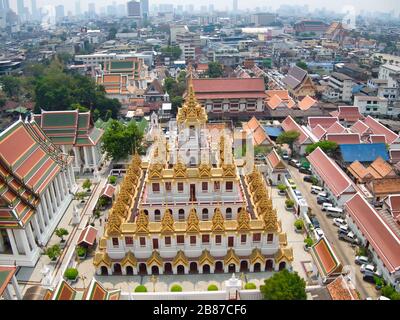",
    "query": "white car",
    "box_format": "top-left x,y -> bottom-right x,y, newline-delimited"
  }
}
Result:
314,228 -> 325,239
355,256 -> 369,265
360,264 -> 375,274
333,218 -> 346,227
